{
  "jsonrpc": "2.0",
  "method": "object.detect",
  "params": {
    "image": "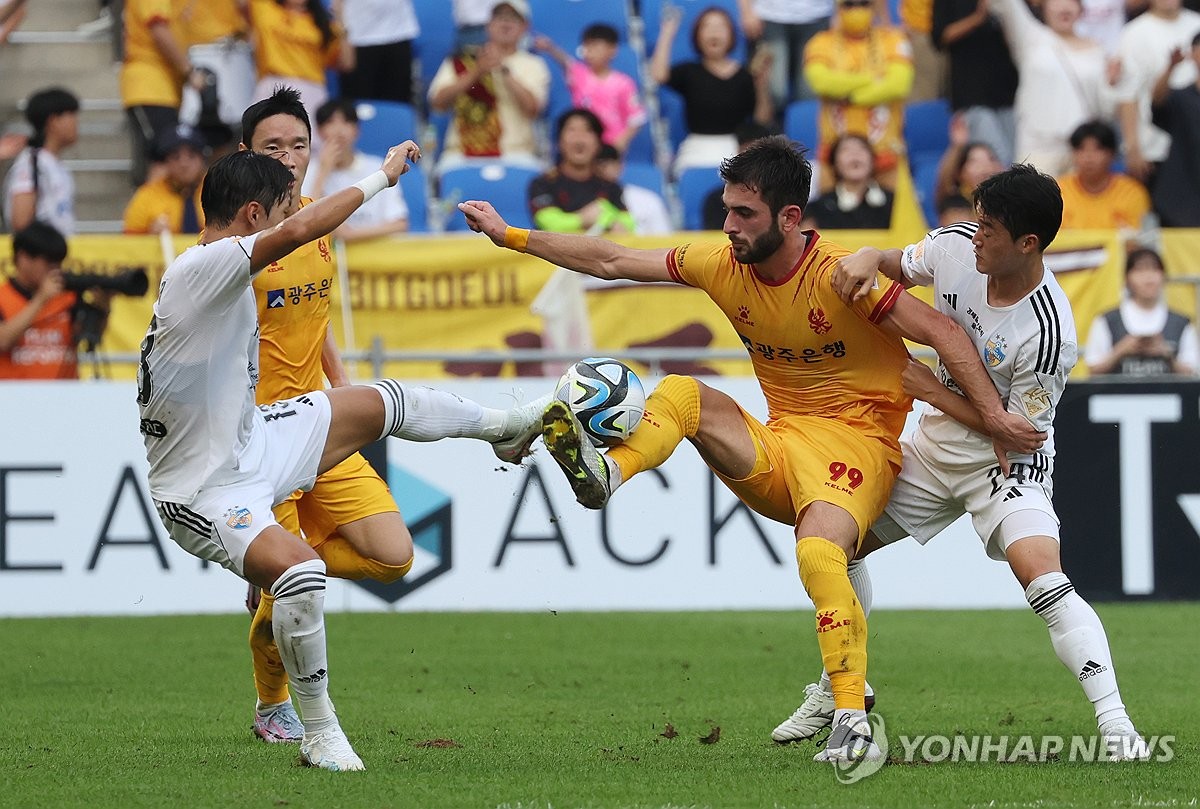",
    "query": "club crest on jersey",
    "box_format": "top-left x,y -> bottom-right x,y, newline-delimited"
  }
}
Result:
224,507 -> 253,530
318,239 -> 331,262
267,289 -> 286,308
808,307 -> 833,335
984,335 -> 1008,367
